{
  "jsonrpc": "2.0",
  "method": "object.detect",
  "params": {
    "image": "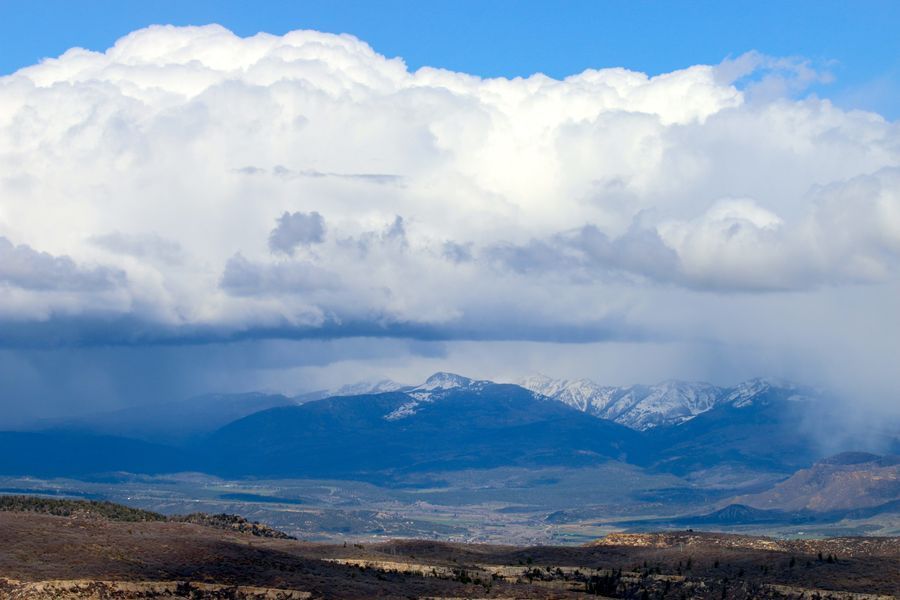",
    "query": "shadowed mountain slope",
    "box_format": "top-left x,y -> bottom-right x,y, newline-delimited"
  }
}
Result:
202,382 -> 647,479
649,384 -> 832,474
